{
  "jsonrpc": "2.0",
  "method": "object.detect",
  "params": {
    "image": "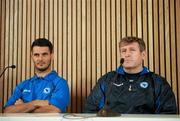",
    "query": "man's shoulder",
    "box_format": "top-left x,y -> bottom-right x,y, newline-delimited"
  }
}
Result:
48,71 -> 67,84
147,72 -> 168,85
15,77 -> 32,88
101,71 -> 117,77
148,72 -> 164,79
47,70 -> 64,79
53,76 -> 67,84
98,71 -> 118,82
